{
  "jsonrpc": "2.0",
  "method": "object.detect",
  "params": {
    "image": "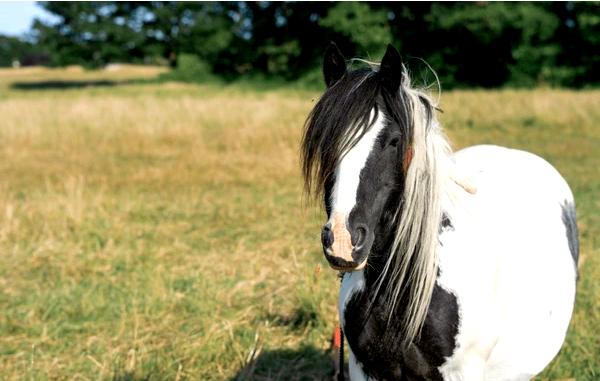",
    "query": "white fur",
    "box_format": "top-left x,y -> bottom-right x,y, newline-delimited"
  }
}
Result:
339,271 -> 365,328
329,113 -> 386,217
349,348 -> 371,381
340,145 -> 577,381
339,271 -> 369,380
437,145 -> 577,381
